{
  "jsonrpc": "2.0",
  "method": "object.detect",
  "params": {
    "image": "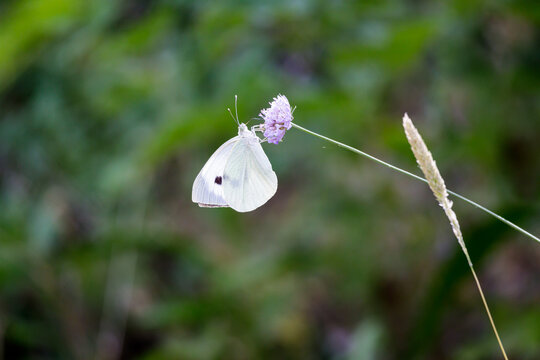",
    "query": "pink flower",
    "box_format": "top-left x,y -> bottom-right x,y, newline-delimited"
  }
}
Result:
259,94 -> 293,144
